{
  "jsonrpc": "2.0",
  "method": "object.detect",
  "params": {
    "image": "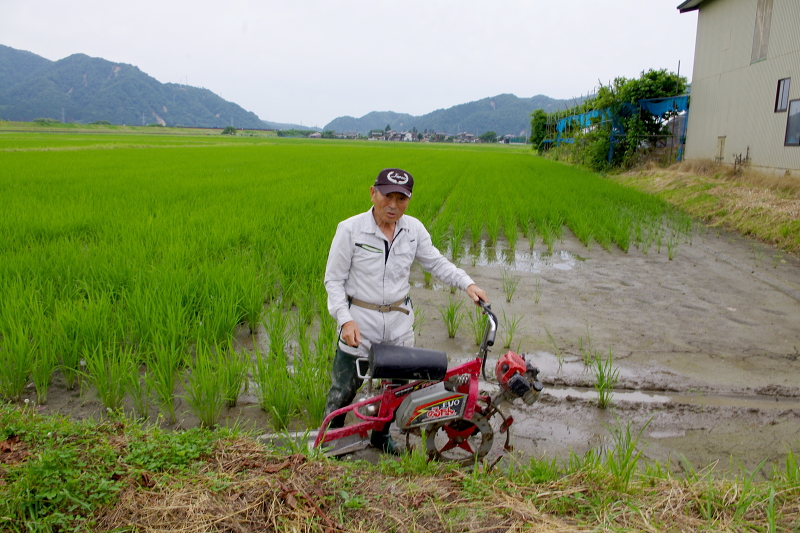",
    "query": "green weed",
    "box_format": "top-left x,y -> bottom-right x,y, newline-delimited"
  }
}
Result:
439,298 -> 464,339
466,305 -> 488,346
501,309 -> 524,349
501,268 -> 521,302
593,347 -> 619,409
